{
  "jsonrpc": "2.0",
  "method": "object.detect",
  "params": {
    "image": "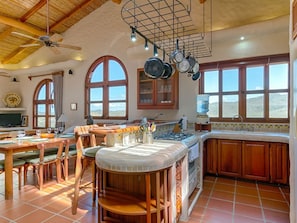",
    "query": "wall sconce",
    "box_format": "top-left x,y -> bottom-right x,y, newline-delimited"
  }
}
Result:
68,69 -> 73,75
154,44 -> 158,56
131,27 -> 136,42
144,39 -> 149,50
